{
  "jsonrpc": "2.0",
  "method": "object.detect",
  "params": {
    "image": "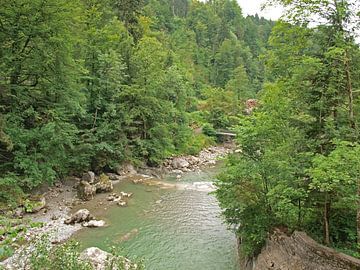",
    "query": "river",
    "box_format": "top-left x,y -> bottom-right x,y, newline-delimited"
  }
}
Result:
72,165 -> 240,270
